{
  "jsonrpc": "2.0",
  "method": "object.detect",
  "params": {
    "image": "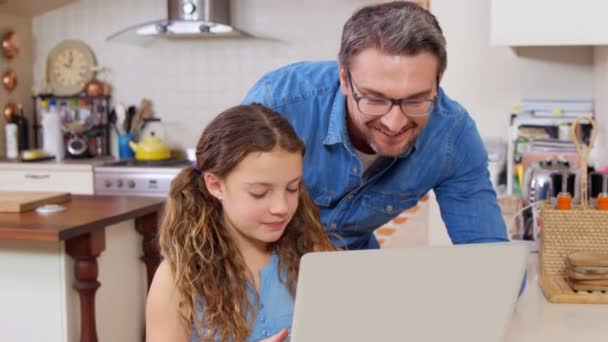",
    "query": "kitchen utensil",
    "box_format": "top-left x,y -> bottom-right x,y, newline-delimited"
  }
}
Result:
125,105 -> 136,133
2,69 -> 17,91
3,102 -> 17,123
1,31 -> 19,59
115,104 -> 126,133
66,133 -> 89,158
0,191 -> 71,213
130,98 -> 153,139
118,133 -> 134,159
128,134 -> 171,161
